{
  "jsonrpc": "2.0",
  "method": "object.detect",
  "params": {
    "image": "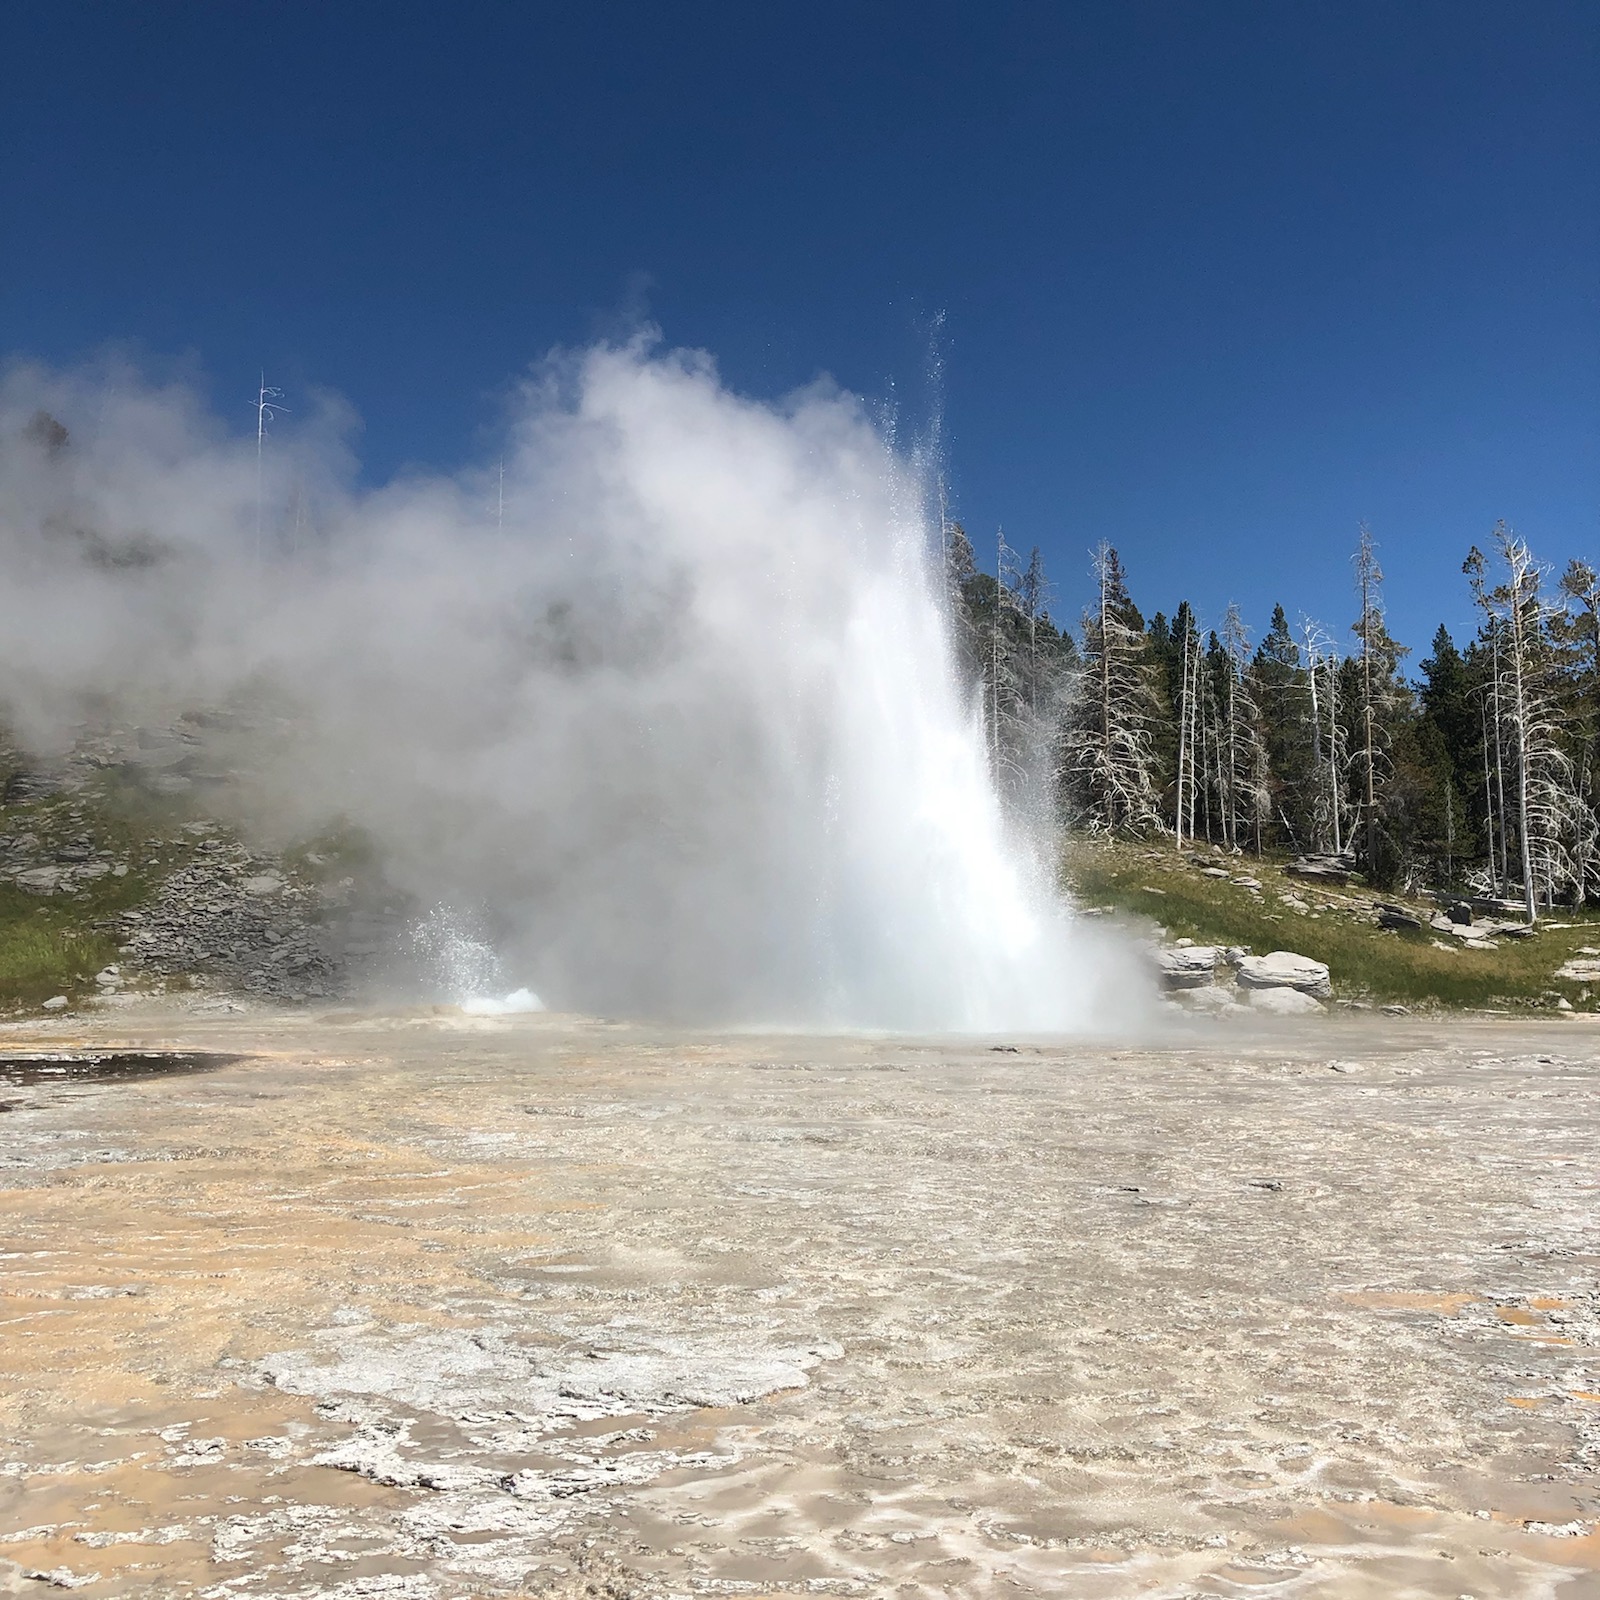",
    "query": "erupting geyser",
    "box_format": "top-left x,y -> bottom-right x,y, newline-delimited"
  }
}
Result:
0,338 -> 1143,1029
